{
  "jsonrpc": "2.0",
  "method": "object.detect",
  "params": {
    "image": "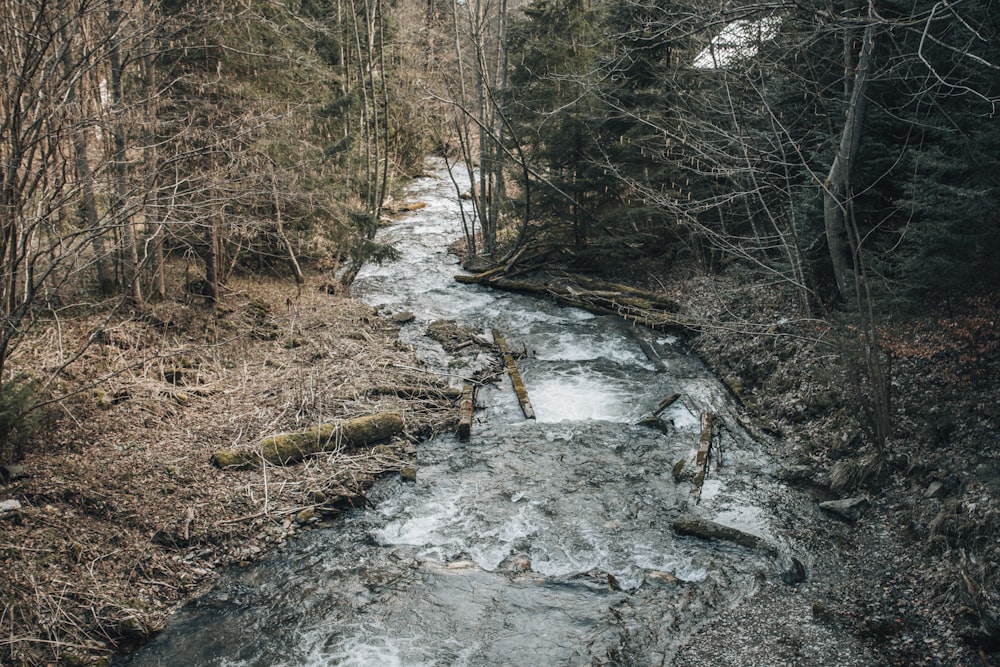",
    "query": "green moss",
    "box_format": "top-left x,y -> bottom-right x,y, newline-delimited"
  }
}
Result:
94,389 -> 113,410
212,412 -> 405,468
